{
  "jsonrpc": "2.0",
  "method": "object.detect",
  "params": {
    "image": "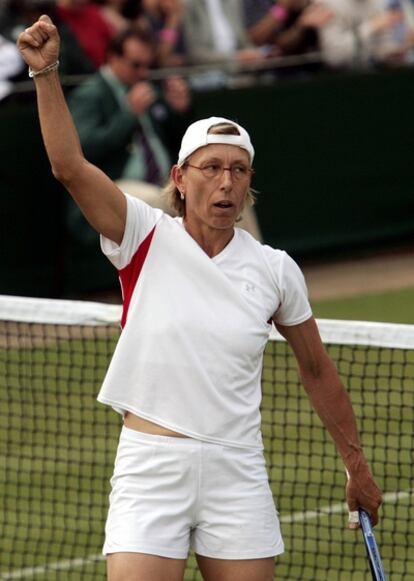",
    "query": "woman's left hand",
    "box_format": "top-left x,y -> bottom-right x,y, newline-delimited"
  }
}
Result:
345,460 -> 382,529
